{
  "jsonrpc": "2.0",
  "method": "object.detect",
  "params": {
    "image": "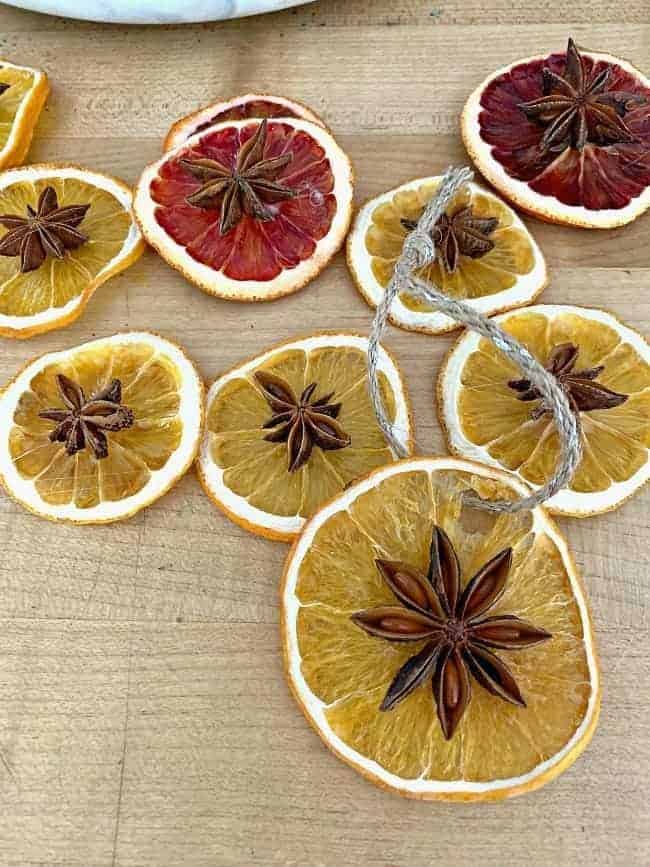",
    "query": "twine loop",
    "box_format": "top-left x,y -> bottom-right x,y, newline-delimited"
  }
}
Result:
368,166 -> 583,513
